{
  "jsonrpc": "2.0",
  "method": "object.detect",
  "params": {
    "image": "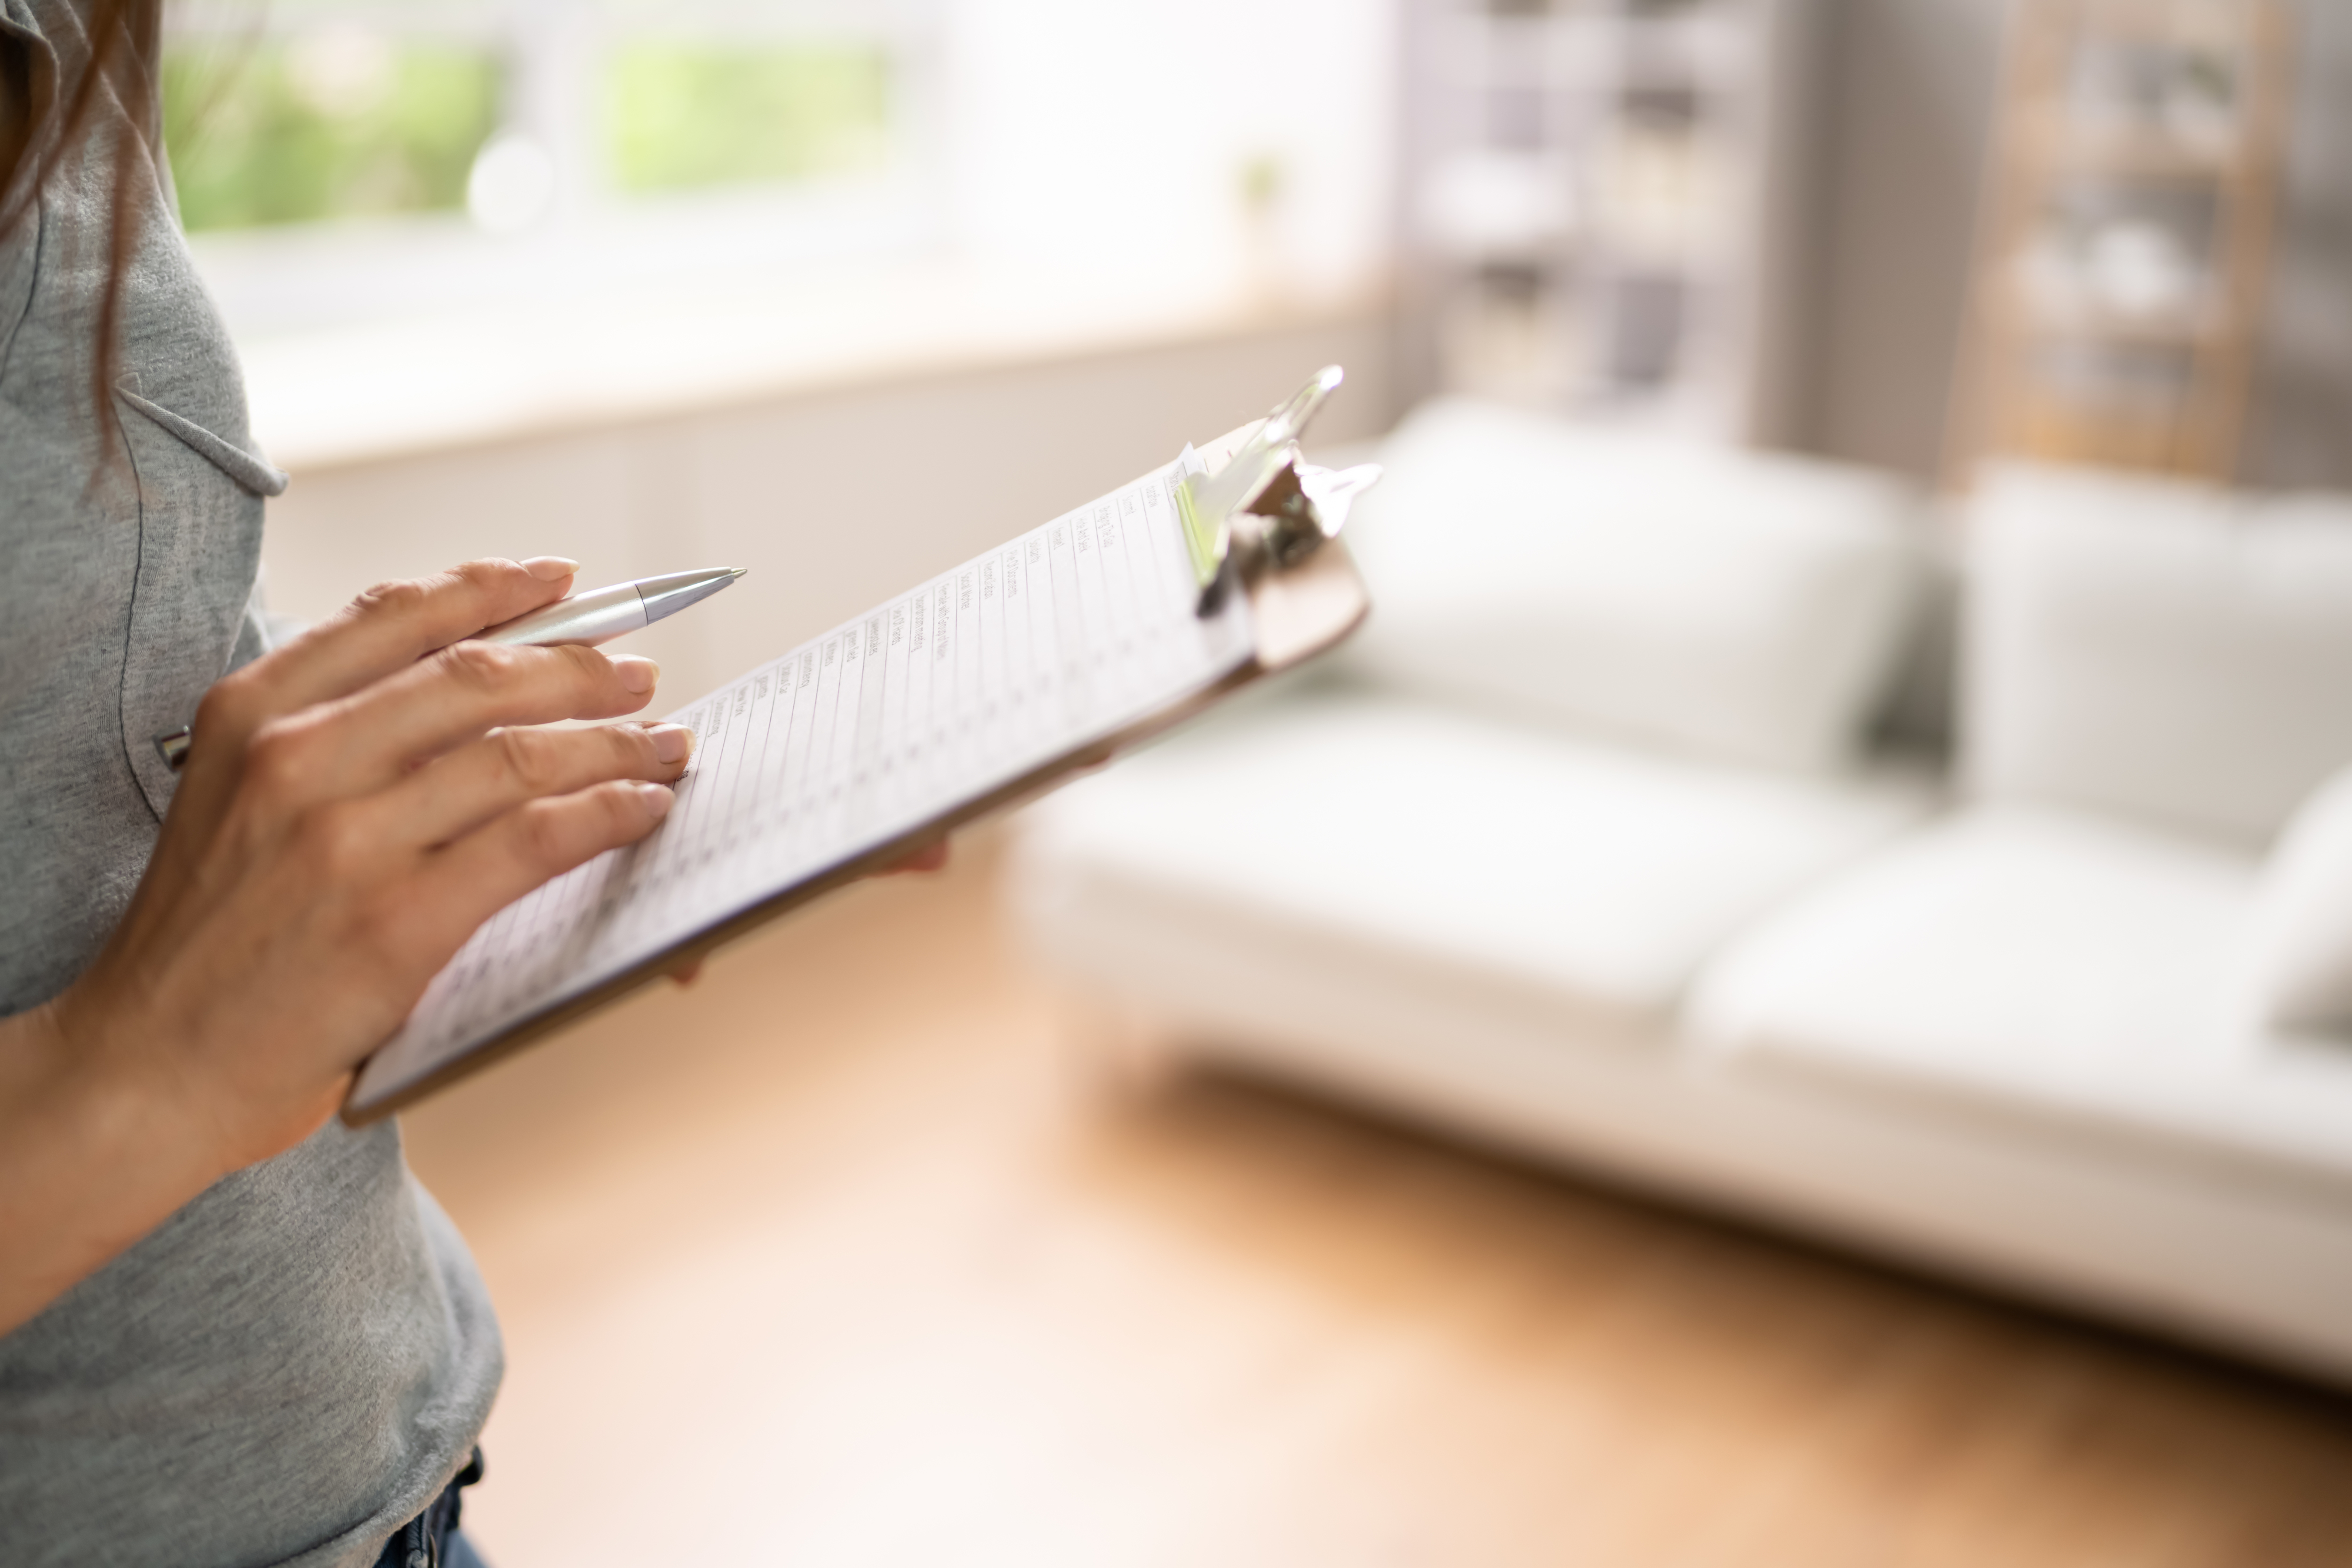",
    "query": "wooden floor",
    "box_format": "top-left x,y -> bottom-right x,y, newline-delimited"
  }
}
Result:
404,836 -> 2352,1568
